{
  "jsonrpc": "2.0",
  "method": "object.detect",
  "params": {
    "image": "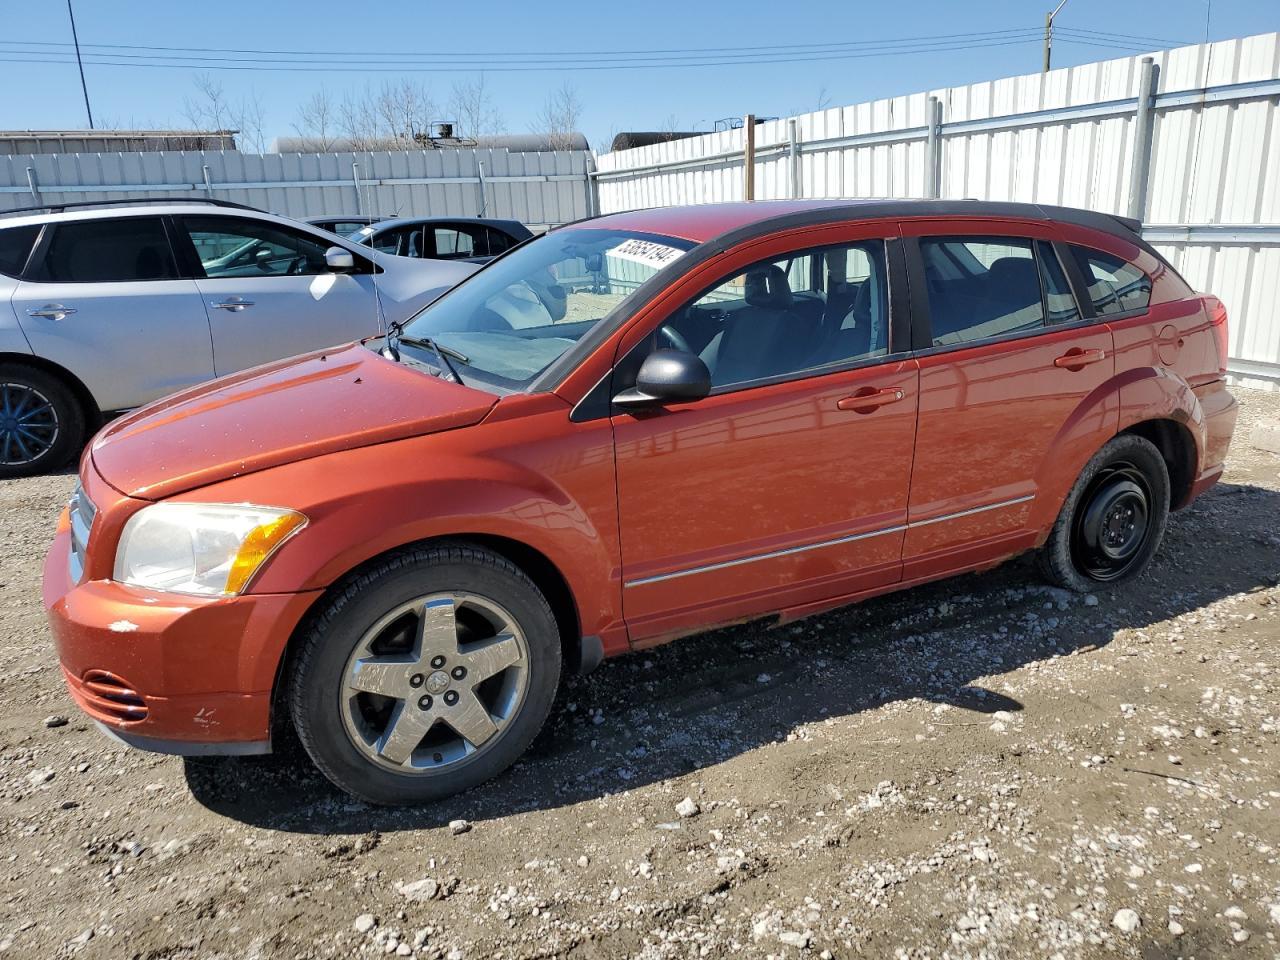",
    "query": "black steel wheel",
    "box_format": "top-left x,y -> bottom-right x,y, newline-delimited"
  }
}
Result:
1039,434 -> 1170,592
